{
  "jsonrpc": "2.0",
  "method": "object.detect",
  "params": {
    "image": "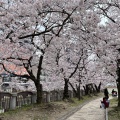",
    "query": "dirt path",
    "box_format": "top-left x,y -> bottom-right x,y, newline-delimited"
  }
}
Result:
66,98 -> 105,120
